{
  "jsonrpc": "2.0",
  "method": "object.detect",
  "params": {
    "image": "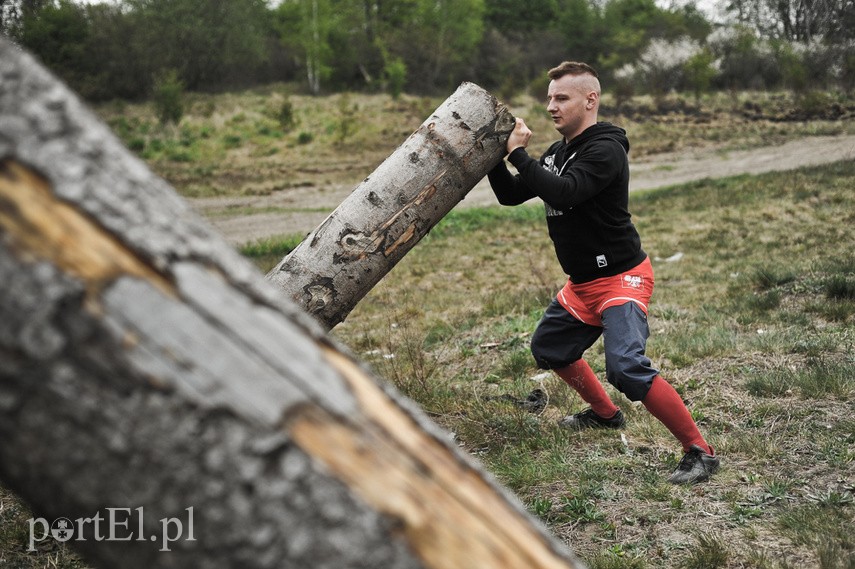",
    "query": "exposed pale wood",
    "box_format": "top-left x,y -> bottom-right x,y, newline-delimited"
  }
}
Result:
267,82 -> 515,329
0,38 -> 582,569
